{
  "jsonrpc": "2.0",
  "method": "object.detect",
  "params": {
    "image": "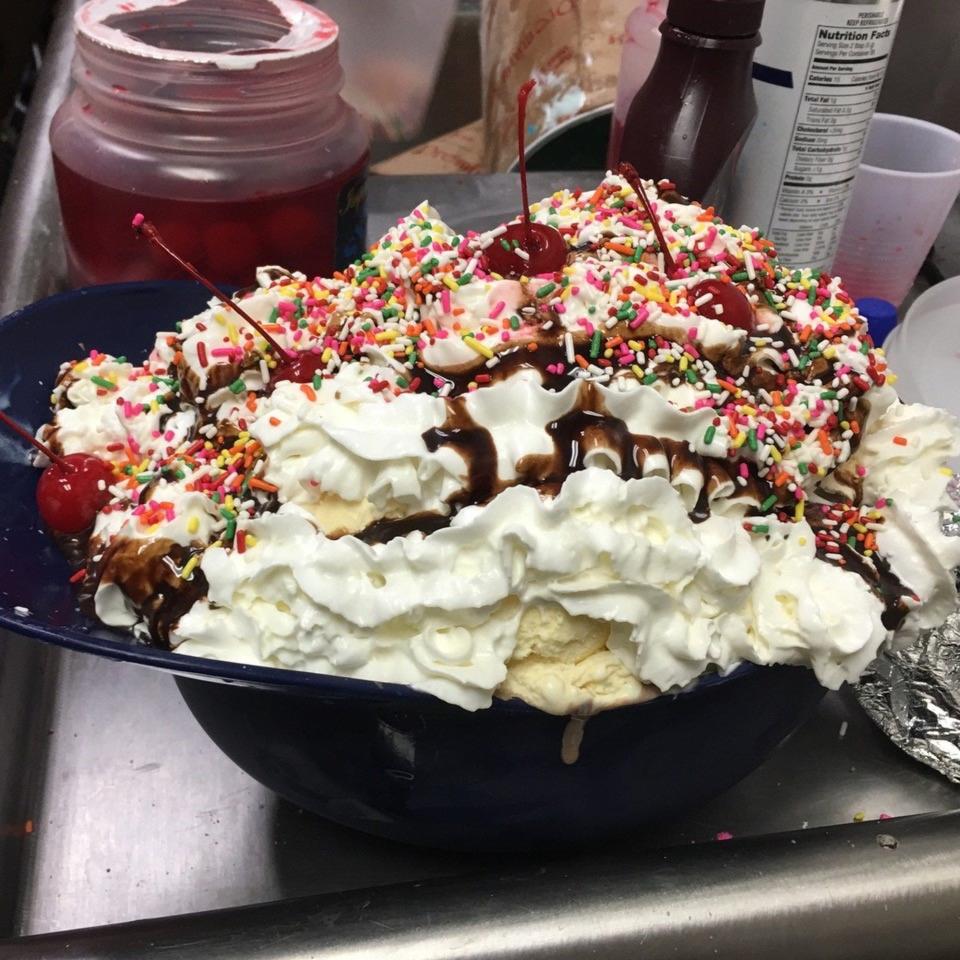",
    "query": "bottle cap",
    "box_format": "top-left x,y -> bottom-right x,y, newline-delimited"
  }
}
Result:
666,0 -> 766,38
856,297 -> 899,348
